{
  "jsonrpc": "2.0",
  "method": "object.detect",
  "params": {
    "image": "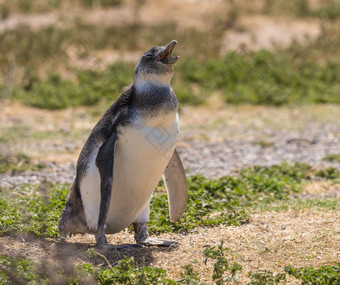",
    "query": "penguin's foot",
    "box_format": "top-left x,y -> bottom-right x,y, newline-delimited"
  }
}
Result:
133,222 -> 180,247
95,229 -> 142,250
